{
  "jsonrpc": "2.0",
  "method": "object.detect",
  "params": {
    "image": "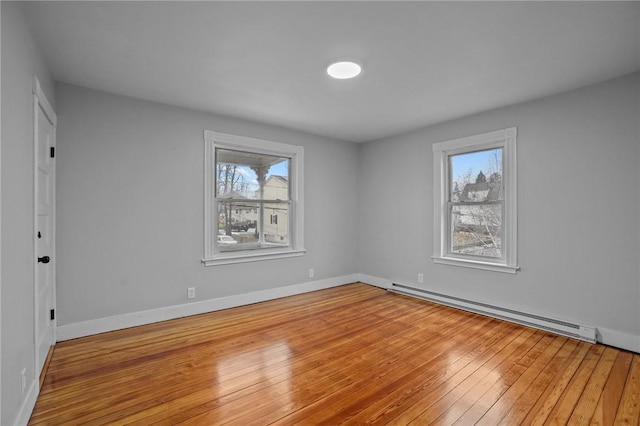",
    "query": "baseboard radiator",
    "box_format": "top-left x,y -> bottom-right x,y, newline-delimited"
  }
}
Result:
389,283 -> 597,343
